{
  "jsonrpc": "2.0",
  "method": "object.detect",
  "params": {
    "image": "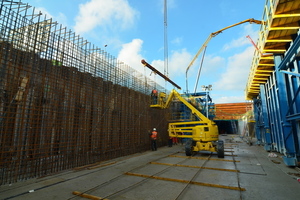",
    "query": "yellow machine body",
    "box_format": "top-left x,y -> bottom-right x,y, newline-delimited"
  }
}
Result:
152,89 -> 224,157
192,124 -> 219,142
